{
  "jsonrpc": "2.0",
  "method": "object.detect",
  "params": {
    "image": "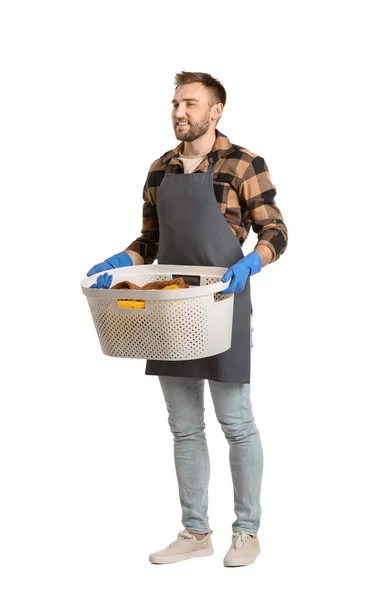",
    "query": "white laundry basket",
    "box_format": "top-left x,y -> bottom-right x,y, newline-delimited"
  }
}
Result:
81,264 -> 233,361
